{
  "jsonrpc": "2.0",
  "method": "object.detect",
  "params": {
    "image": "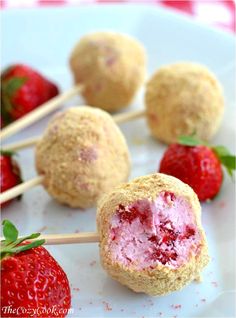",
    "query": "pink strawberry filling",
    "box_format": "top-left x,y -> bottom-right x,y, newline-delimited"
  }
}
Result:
108,192 -> 201,269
